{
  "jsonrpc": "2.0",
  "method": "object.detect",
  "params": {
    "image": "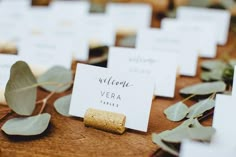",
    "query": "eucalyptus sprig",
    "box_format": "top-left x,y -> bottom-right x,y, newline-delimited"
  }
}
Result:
1,61 -> 73,136
153,81 -> 227,156
201,60 -> 235,85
